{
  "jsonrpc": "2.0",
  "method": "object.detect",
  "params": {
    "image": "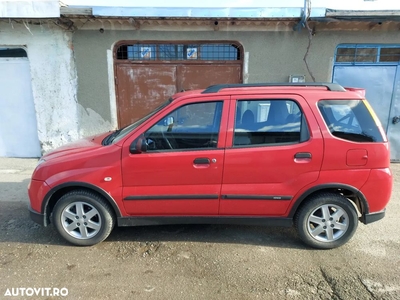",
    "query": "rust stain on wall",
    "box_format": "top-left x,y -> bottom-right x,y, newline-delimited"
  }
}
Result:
115,63 -> 241,128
